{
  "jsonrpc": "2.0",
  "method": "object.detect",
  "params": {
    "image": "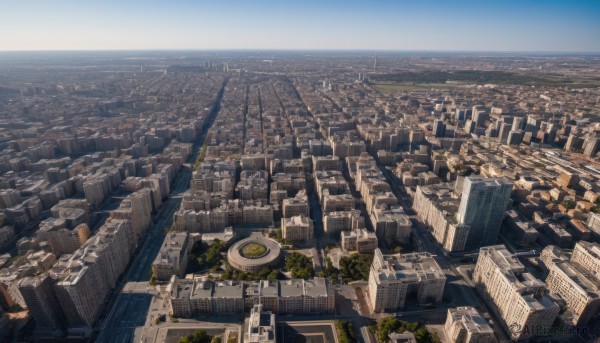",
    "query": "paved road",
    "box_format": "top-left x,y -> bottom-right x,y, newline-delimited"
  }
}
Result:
94,78 -> 229,342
